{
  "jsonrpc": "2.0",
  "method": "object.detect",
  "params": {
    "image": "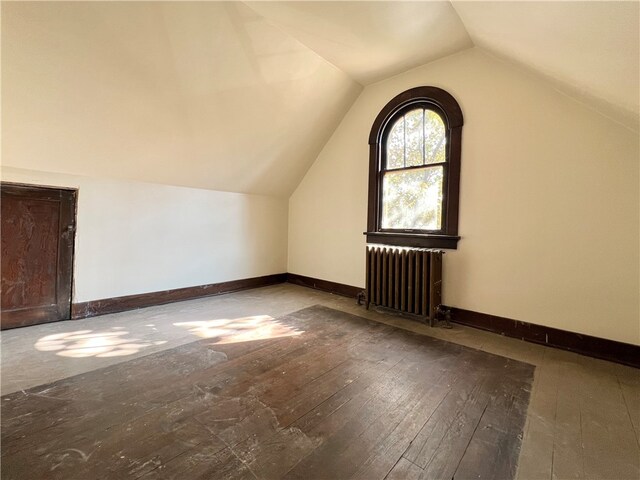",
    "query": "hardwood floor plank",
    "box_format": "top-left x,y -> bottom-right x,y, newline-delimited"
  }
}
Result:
1,305 -> 535,480
1,307 -> 349,454
139,444 -> 257,480
193,320 -> 397,451
515,348 -> 562,480
281,348 -> 463,479
350,382 -> 449,480
416,377 -> 494,479
573,356 -> 640,479
618,375 -> 640,449
402,358 -> 488,467
549,362 -> 585,480
225,334 -> 428,479
453,360 -> 533,480
385,458 -> 424,480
